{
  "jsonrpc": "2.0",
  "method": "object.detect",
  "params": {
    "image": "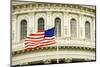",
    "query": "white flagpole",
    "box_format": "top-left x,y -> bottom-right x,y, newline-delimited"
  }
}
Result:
57,39 -> 59,63
55,27 -> 59,64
